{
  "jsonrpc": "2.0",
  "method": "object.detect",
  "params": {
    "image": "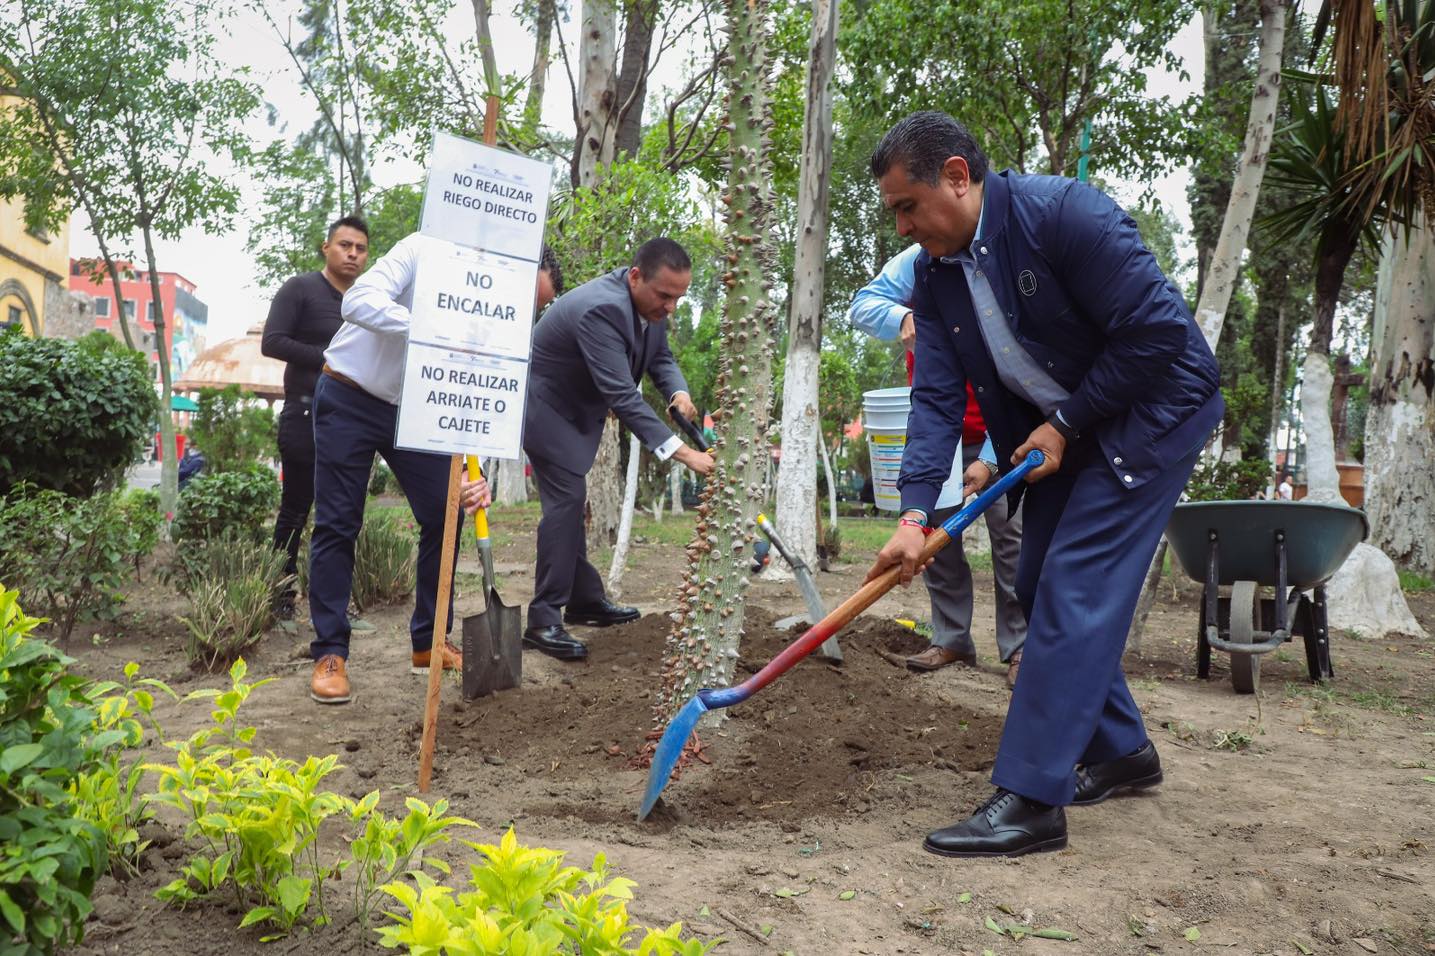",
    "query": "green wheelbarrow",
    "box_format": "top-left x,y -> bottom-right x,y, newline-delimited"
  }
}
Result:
1165,500 -> 1368,694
